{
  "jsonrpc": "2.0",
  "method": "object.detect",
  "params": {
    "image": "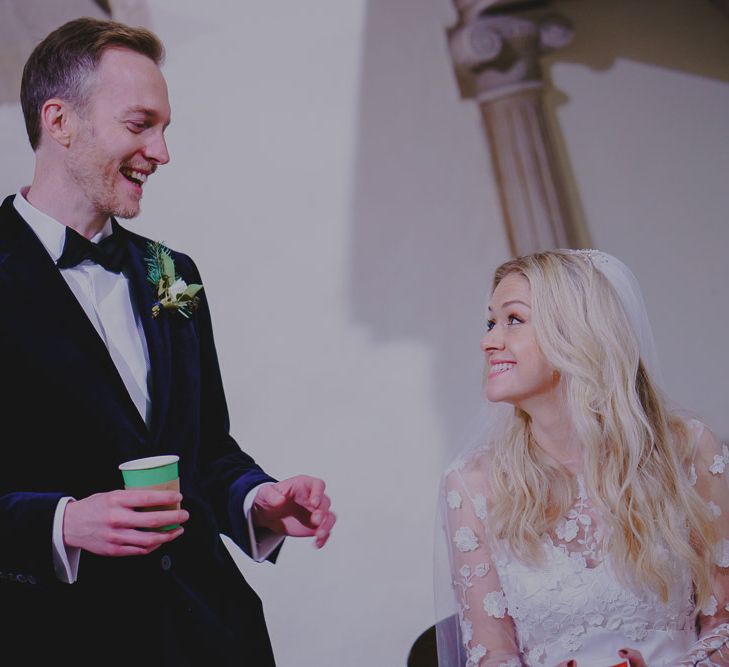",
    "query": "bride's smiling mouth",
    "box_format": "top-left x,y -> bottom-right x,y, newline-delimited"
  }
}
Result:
488,361 -> 516,378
